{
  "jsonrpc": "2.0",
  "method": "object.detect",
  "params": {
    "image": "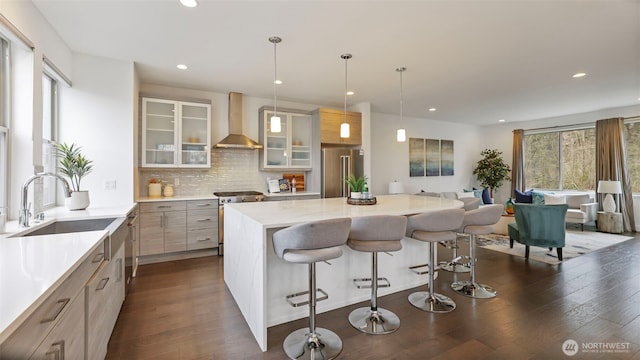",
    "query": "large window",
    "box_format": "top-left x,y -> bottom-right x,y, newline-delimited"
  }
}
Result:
624,121 -> 640,192
42,72 -> 58,208
525,121 -> 639,193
